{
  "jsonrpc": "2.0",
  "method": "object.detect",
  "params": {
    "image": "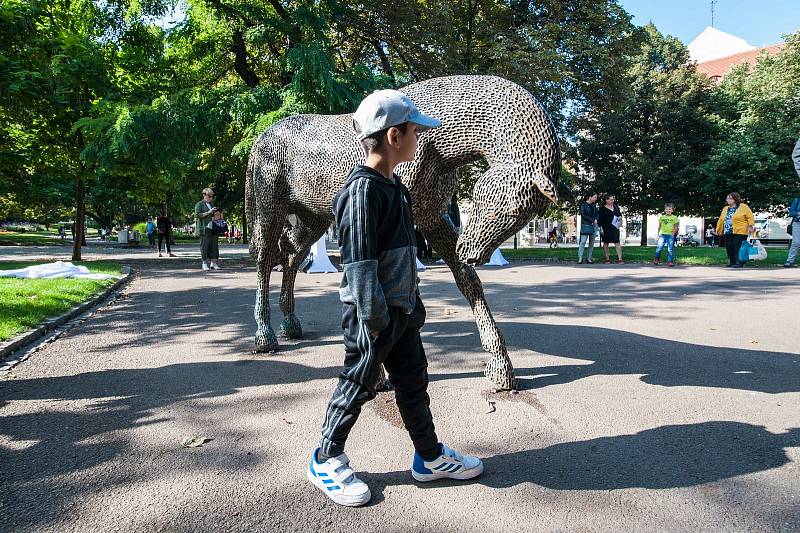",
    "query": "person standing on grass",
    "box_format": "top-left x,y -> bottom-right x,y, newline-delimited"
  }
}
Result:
307,89 -> 483,508
705,225 -> 716,247
784,138 -> 800,267
145,218 -> 156,246
577,193 -> 599,264
715,192 -> 754,269
156,209 -> 175,258
653,203 -> 679,267
599,194 -> 623,264
195,188 -> 218,271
